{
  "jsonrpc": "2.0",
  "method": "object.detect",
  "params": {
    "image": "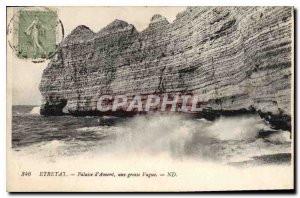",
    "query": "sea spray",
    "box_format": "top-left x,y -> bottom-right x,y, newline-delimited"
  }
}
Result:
96,113 -> 291,162
13,111 -> 291,164
30,106 -> 41,115
206,116 -> 270,141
